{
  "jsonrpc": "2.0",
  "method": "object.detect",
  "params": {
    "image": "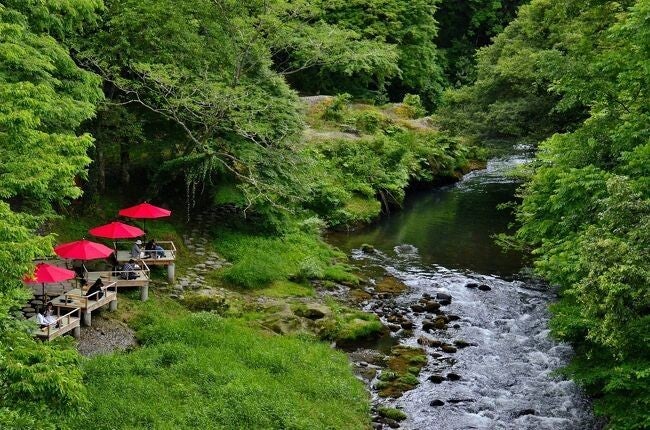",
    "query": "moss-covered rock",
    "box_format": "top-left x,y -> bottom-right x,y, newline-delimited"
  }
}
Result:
378,346 -> 427,398
375,276 -> 408,294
